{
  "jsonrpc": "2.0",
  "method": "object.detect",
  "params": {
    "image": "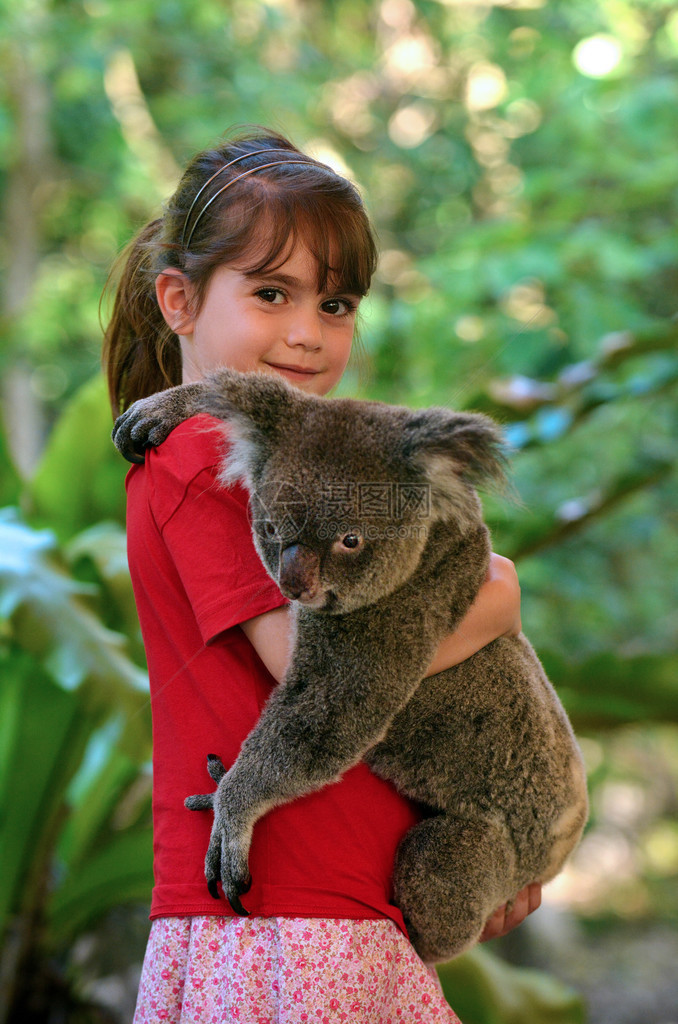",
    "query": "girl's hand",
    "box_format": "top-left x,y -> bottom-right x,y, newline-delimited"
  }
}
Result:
480,882 -> 542,942
484,552 -> 522,638
424,553 -> 521,676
